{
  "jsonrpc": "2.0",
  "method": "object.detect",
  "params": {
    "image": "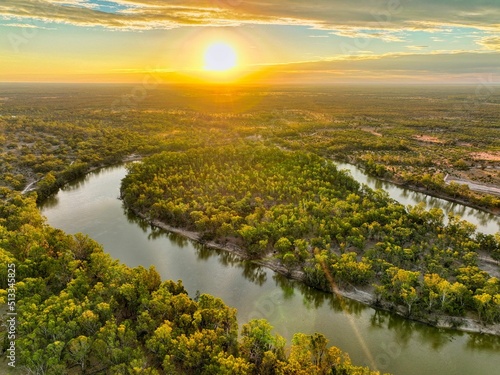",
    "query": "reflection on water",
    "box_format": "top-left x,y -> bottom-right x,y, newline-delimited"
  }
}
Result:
336,162 -> 500,234
466,333 -> 500,352
126,208 -> 271,286
40,164 -> 500,375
